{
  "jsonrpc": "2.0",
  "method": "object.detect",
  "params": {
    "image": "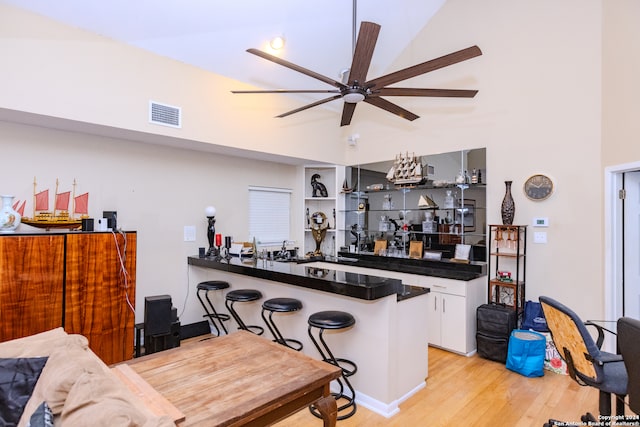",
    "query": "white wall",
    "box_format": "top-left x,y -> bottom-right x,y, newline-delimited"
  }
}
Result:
343,0 -> 605,317
1,0 -> 634,324
0,121 -> 300,325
